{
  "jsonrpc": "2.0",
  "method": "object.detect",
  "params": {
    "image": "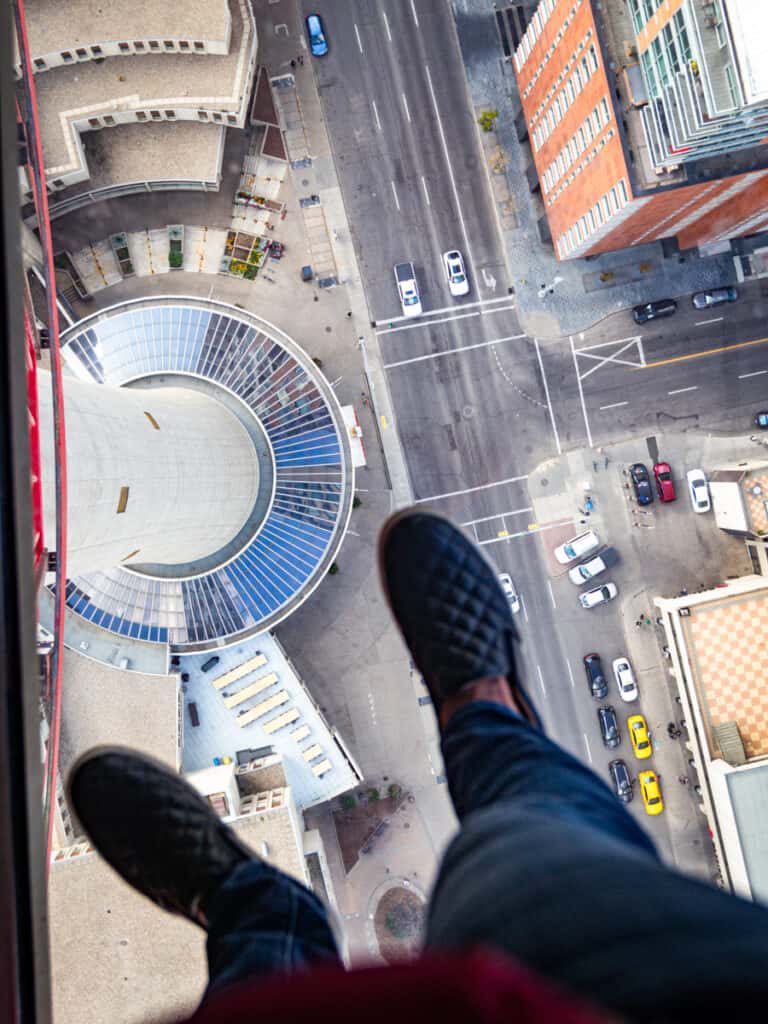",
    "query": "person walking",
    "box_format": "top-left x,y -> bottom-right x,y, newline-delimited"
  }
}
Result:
68,510 -> 768,1023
